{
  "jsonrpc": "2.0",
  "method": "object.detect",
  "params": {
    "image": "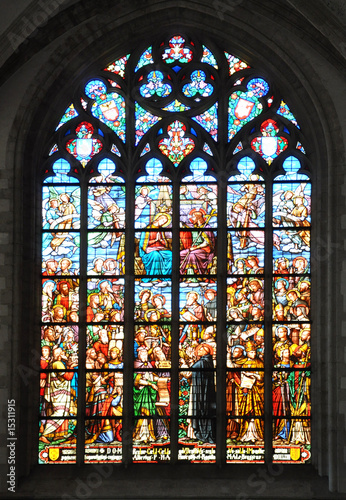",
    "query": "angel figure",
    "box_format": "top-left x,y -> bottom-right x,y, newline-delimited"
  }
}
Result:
272,183 -> 311,251
227,178 -> 265,249
42,187 -> 80,257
